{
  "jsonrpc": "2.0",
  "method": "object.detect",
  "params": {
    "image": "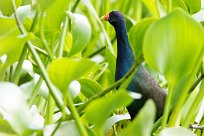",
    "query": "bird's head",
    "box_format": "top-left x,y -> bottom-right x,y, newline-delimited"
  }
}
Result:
101,11 -> 126,27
